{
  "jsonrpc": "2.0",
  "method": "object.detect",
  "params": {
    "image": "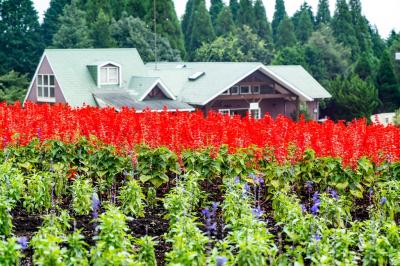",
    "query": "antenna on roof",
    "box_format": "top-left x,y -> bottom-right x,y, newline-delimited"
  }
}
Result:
153,0 -> 158,70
